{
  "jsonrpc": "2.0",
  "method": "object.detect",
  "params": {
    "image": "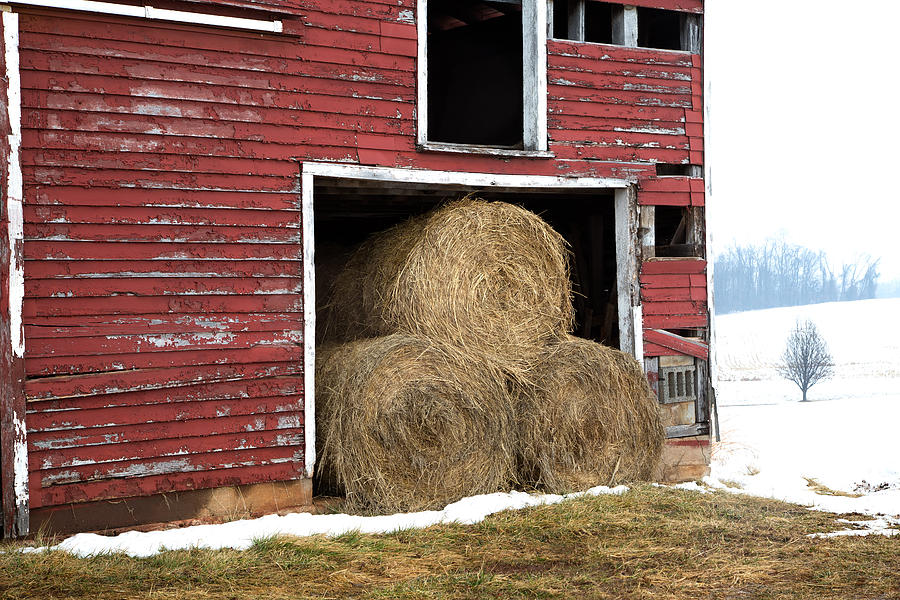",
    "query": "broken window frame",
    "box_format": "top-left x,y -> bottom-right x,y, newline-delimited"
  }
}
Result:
416,0 -> 550,156
547,0 -> 701,54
